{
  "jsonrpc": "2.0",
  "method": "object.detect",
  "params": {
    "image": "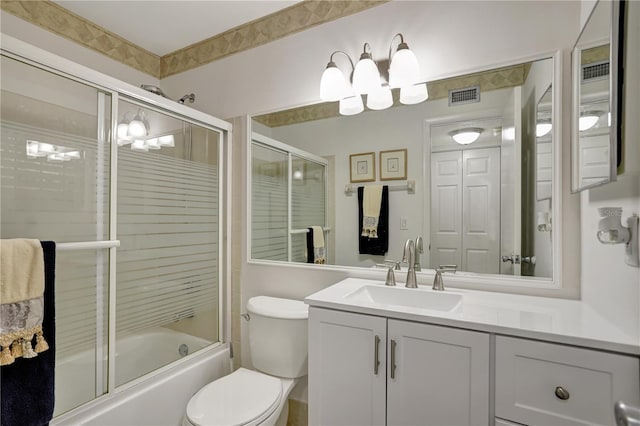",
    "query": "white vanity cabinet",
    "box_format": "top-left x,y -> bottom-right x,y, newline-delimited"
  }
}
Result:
495,336 -> 640,426
308,307 -> 491,426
